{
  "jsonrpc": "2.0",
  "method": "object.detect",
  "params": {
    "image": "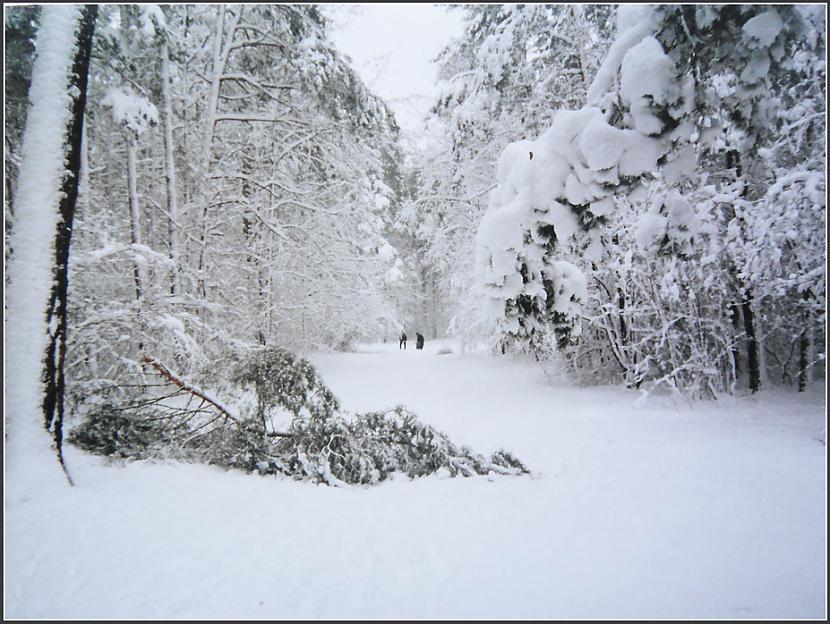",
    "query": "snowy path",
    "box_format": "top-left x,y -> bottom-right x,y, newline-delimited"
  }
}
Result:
5,340 -> 826,618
